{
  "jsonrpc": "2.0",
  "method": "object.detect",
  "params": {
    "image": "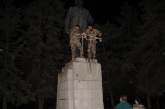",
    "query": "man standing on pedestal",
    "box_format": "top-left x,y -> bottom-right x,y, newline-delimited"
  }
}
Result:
69,25 -> 81,60
84,25 -> 102,59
